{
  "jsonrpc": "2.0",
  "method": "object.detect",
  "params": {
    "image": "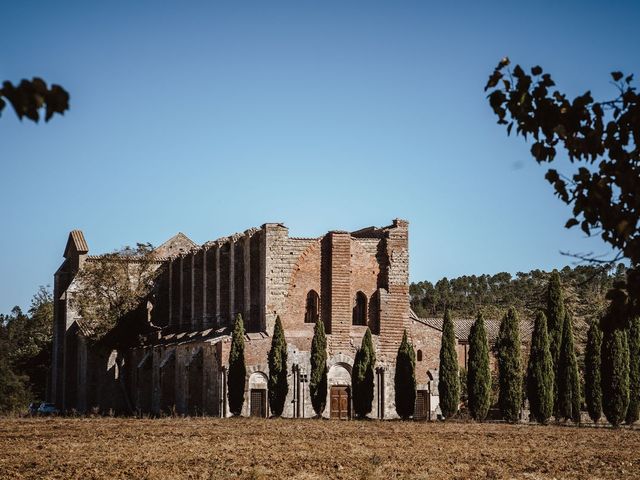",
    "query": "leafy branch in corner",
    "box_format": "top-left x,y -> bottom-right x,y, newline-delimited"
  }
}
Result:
1,78 -> 69,123
485,58 -> 639,322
